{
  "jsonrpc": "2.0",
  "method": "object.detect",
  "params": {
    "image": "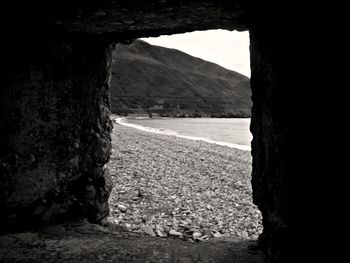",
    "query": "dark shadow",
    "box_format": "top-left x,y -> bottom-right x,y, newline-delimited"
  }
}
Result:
0,223 -> 265,262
